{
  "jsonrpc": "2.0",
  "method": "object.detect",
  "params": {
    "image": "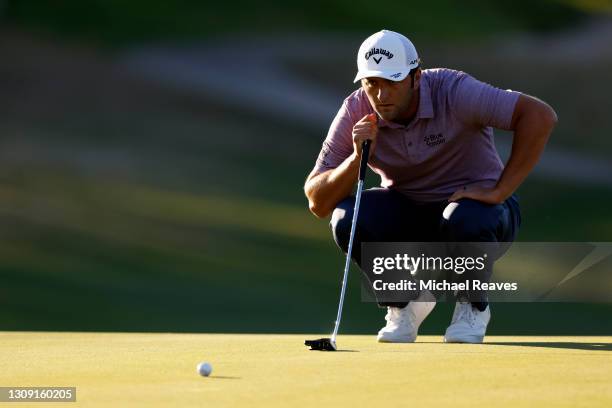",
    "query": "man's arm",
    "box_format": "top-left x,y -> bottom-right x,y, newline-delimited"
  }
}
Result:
305,113 -> 378,218
449,93 -> 557,203
304,153 -> 361,218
